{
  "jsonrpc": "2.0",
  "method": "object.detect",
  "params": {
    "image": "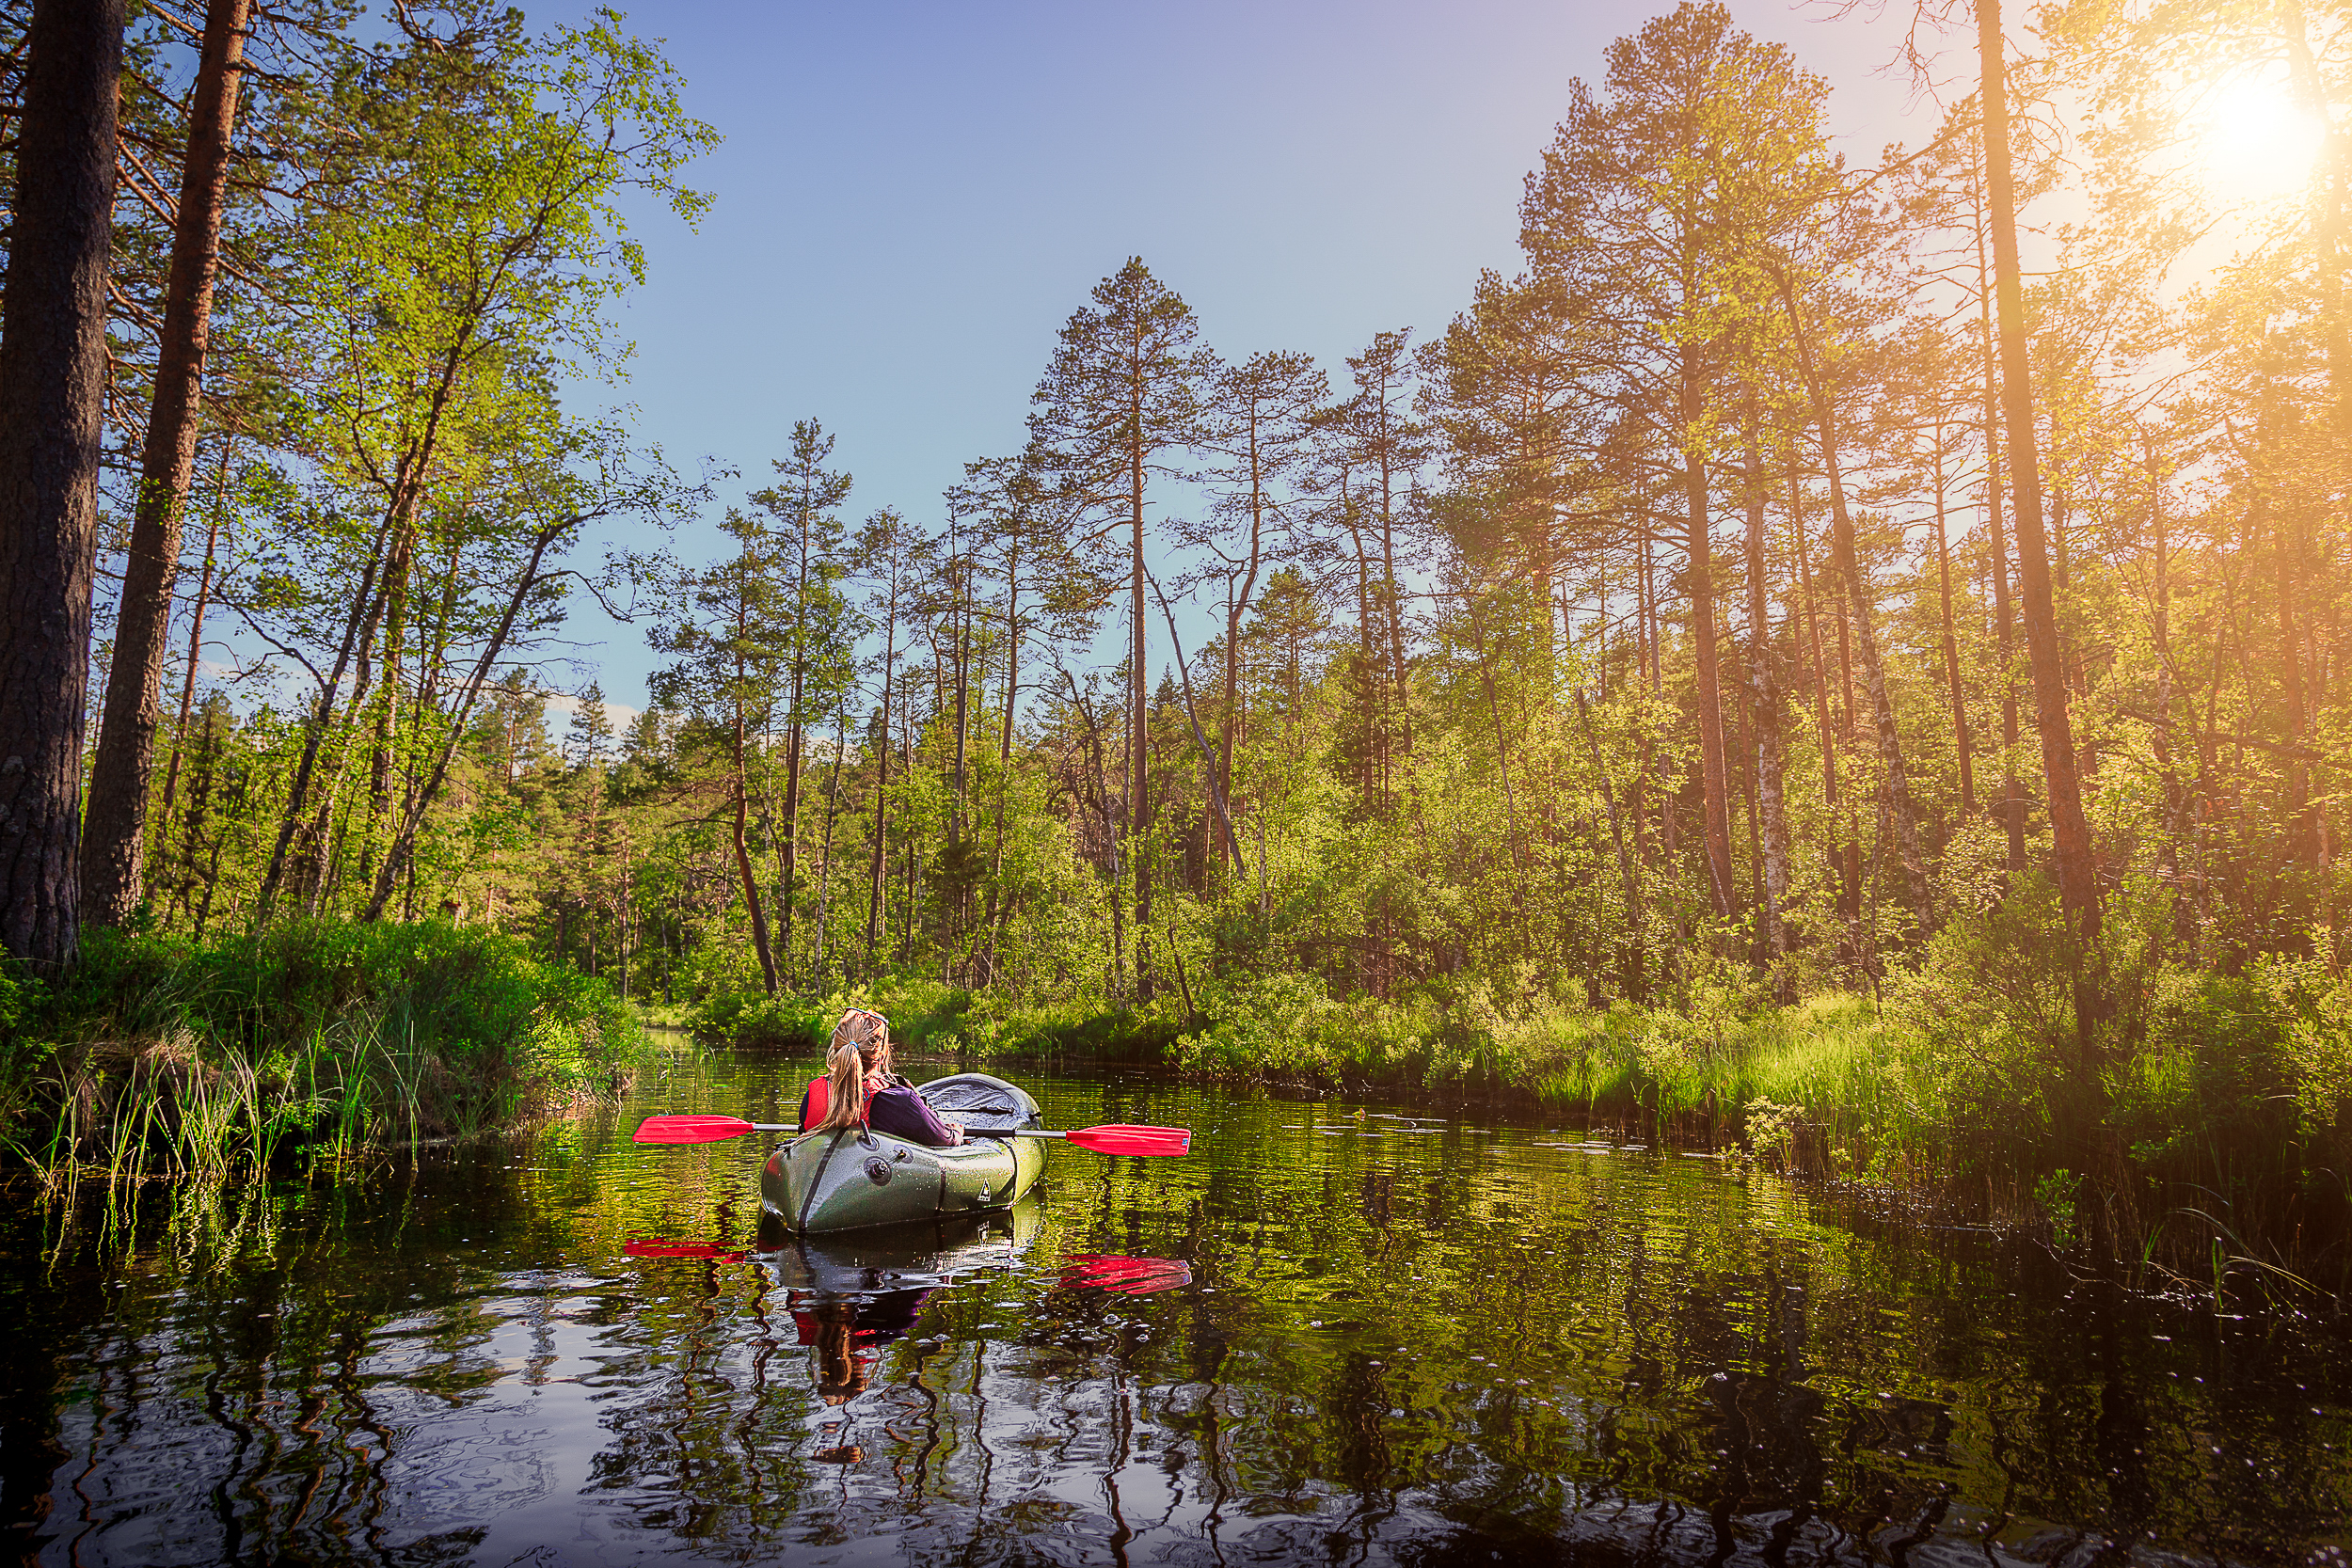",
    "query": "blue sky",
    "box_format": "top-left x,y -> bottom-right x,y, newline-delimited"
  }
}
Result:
550,0 -> 1935,716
